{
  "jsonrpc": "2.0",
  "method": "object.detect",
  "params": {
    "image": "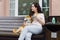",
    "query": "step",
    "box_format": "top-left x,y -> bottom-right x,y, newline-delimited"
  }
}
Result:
0,31 -> 19,36
0,25 -> 20,27
0,20 -> 24,23
0,23 -> 22,26
0,26 -> 20,28
0,28 -> 14,31
0,17 -> 24,20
